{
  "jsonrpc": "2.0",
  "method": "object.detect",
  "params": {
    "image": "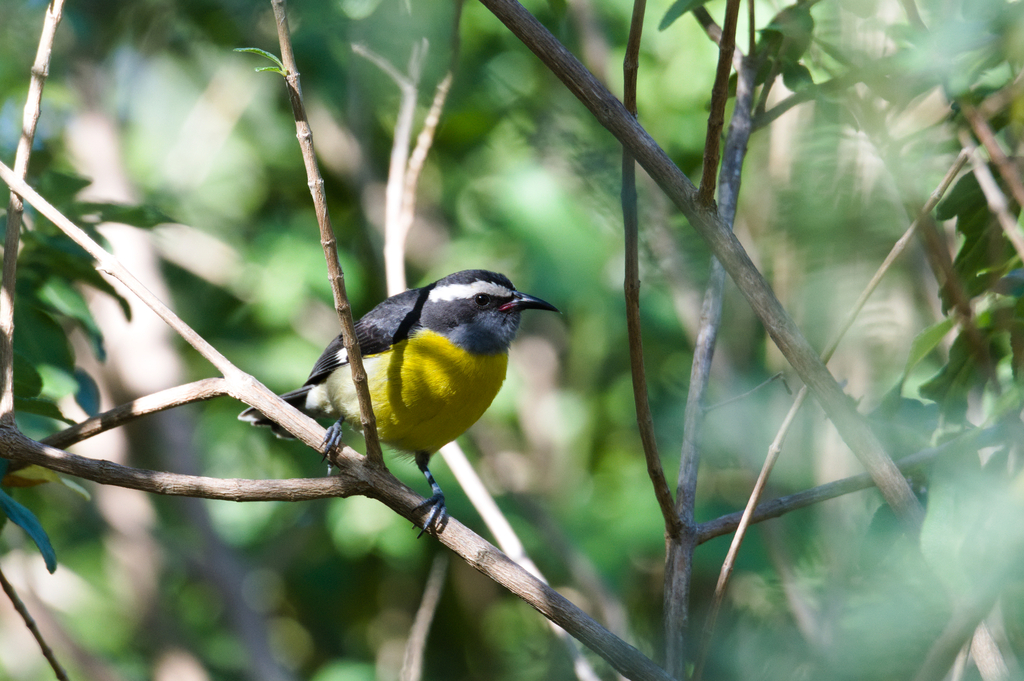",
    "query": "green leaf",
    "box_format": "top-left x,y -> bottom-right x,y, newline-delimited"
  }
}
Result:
234,47 -> 285,74
74,369 -> 101,417
33,170 -> 93,206
936,172 -> 983,221
900,318 -> 956,386
760,4 -> 815,61
14,396 -> 74,424
36,278 -> 106,361
659,0 -> 713,30
781,62 -> 814,90
20,231 -> 132,321
78,202 -> 174,229
339,0 -> 383,20
13,304 -> 74,372
0,461 -> 57,573
13,351 -> 43,398
918,331 -> 989,422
